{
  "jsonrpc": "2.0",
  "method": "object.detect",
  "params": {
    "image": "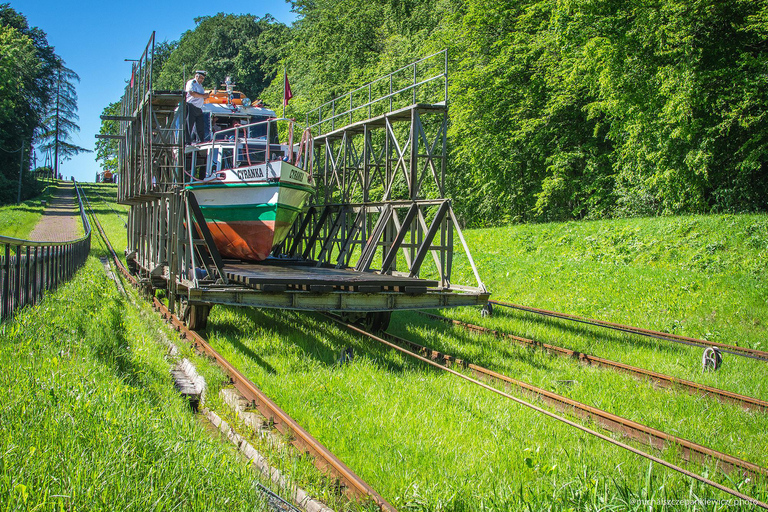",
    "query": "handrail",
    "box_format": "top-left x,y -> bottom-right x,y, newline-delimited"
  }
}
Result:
306,49 -> 448,136
186,118 -> 315,175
